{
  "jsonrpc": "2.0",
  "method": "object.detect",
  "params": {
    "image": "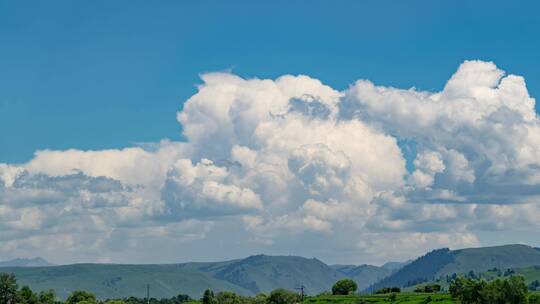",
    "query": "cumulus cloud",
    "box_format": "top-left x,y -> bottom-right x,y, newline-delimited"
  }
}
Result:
1,60 -> 540,264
